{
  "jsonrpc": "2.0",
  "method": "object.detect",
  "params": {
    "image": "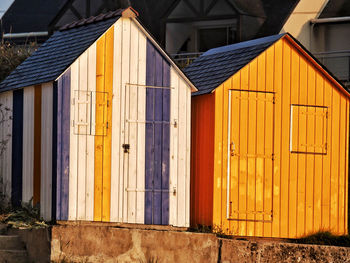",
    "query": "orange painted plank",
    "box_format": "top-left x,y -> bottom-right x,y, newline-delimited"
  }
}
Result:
102,27 -> 114,222
33,85 -> 42,205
